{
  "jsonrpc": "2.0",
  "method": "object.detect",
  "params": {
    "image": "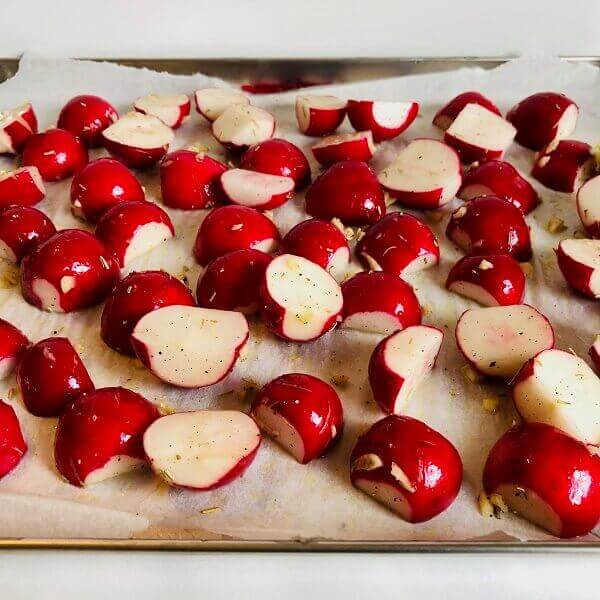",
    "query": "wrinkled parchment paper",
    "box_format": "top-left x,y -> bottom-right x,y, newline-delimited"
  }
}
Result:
0,55 -> 598,542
